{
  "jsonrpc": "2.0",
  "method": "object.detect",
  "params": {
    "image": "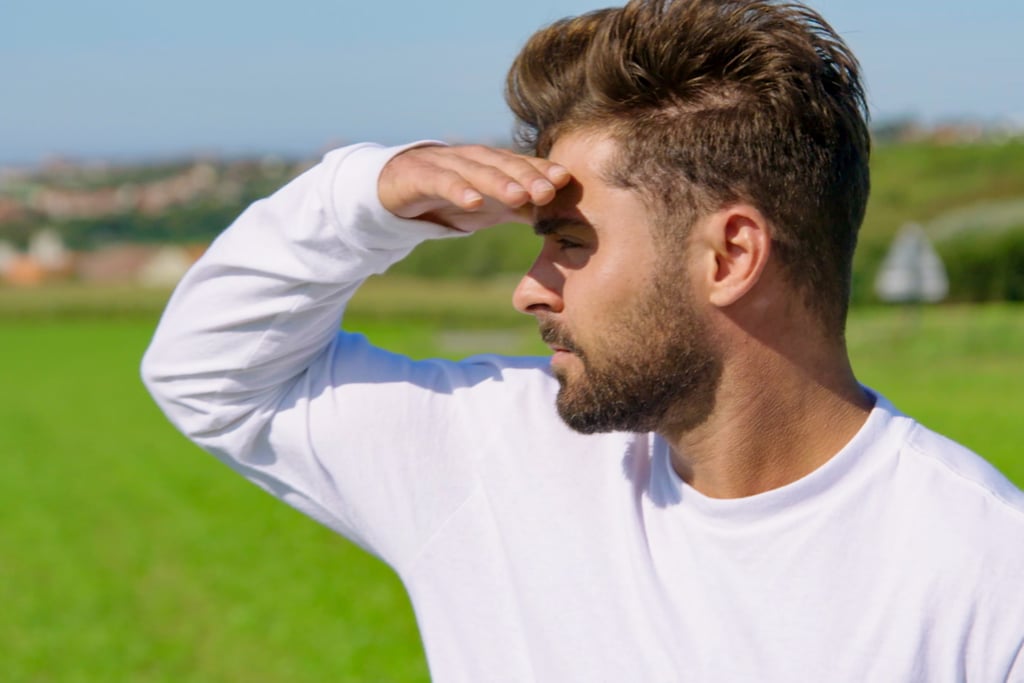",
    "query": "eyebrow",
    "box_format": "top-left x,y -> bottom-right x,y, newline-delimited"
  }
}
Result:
533,216 -> 590,236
